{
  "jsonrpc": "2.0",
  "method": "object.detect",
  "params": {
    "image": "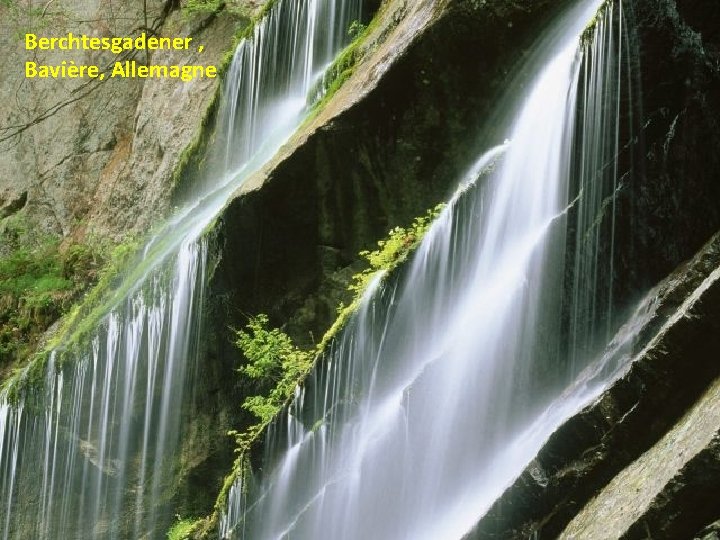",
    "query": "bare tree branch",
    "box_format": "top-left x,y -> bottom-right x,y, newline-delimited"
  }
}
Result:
0,0 -> 180,145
